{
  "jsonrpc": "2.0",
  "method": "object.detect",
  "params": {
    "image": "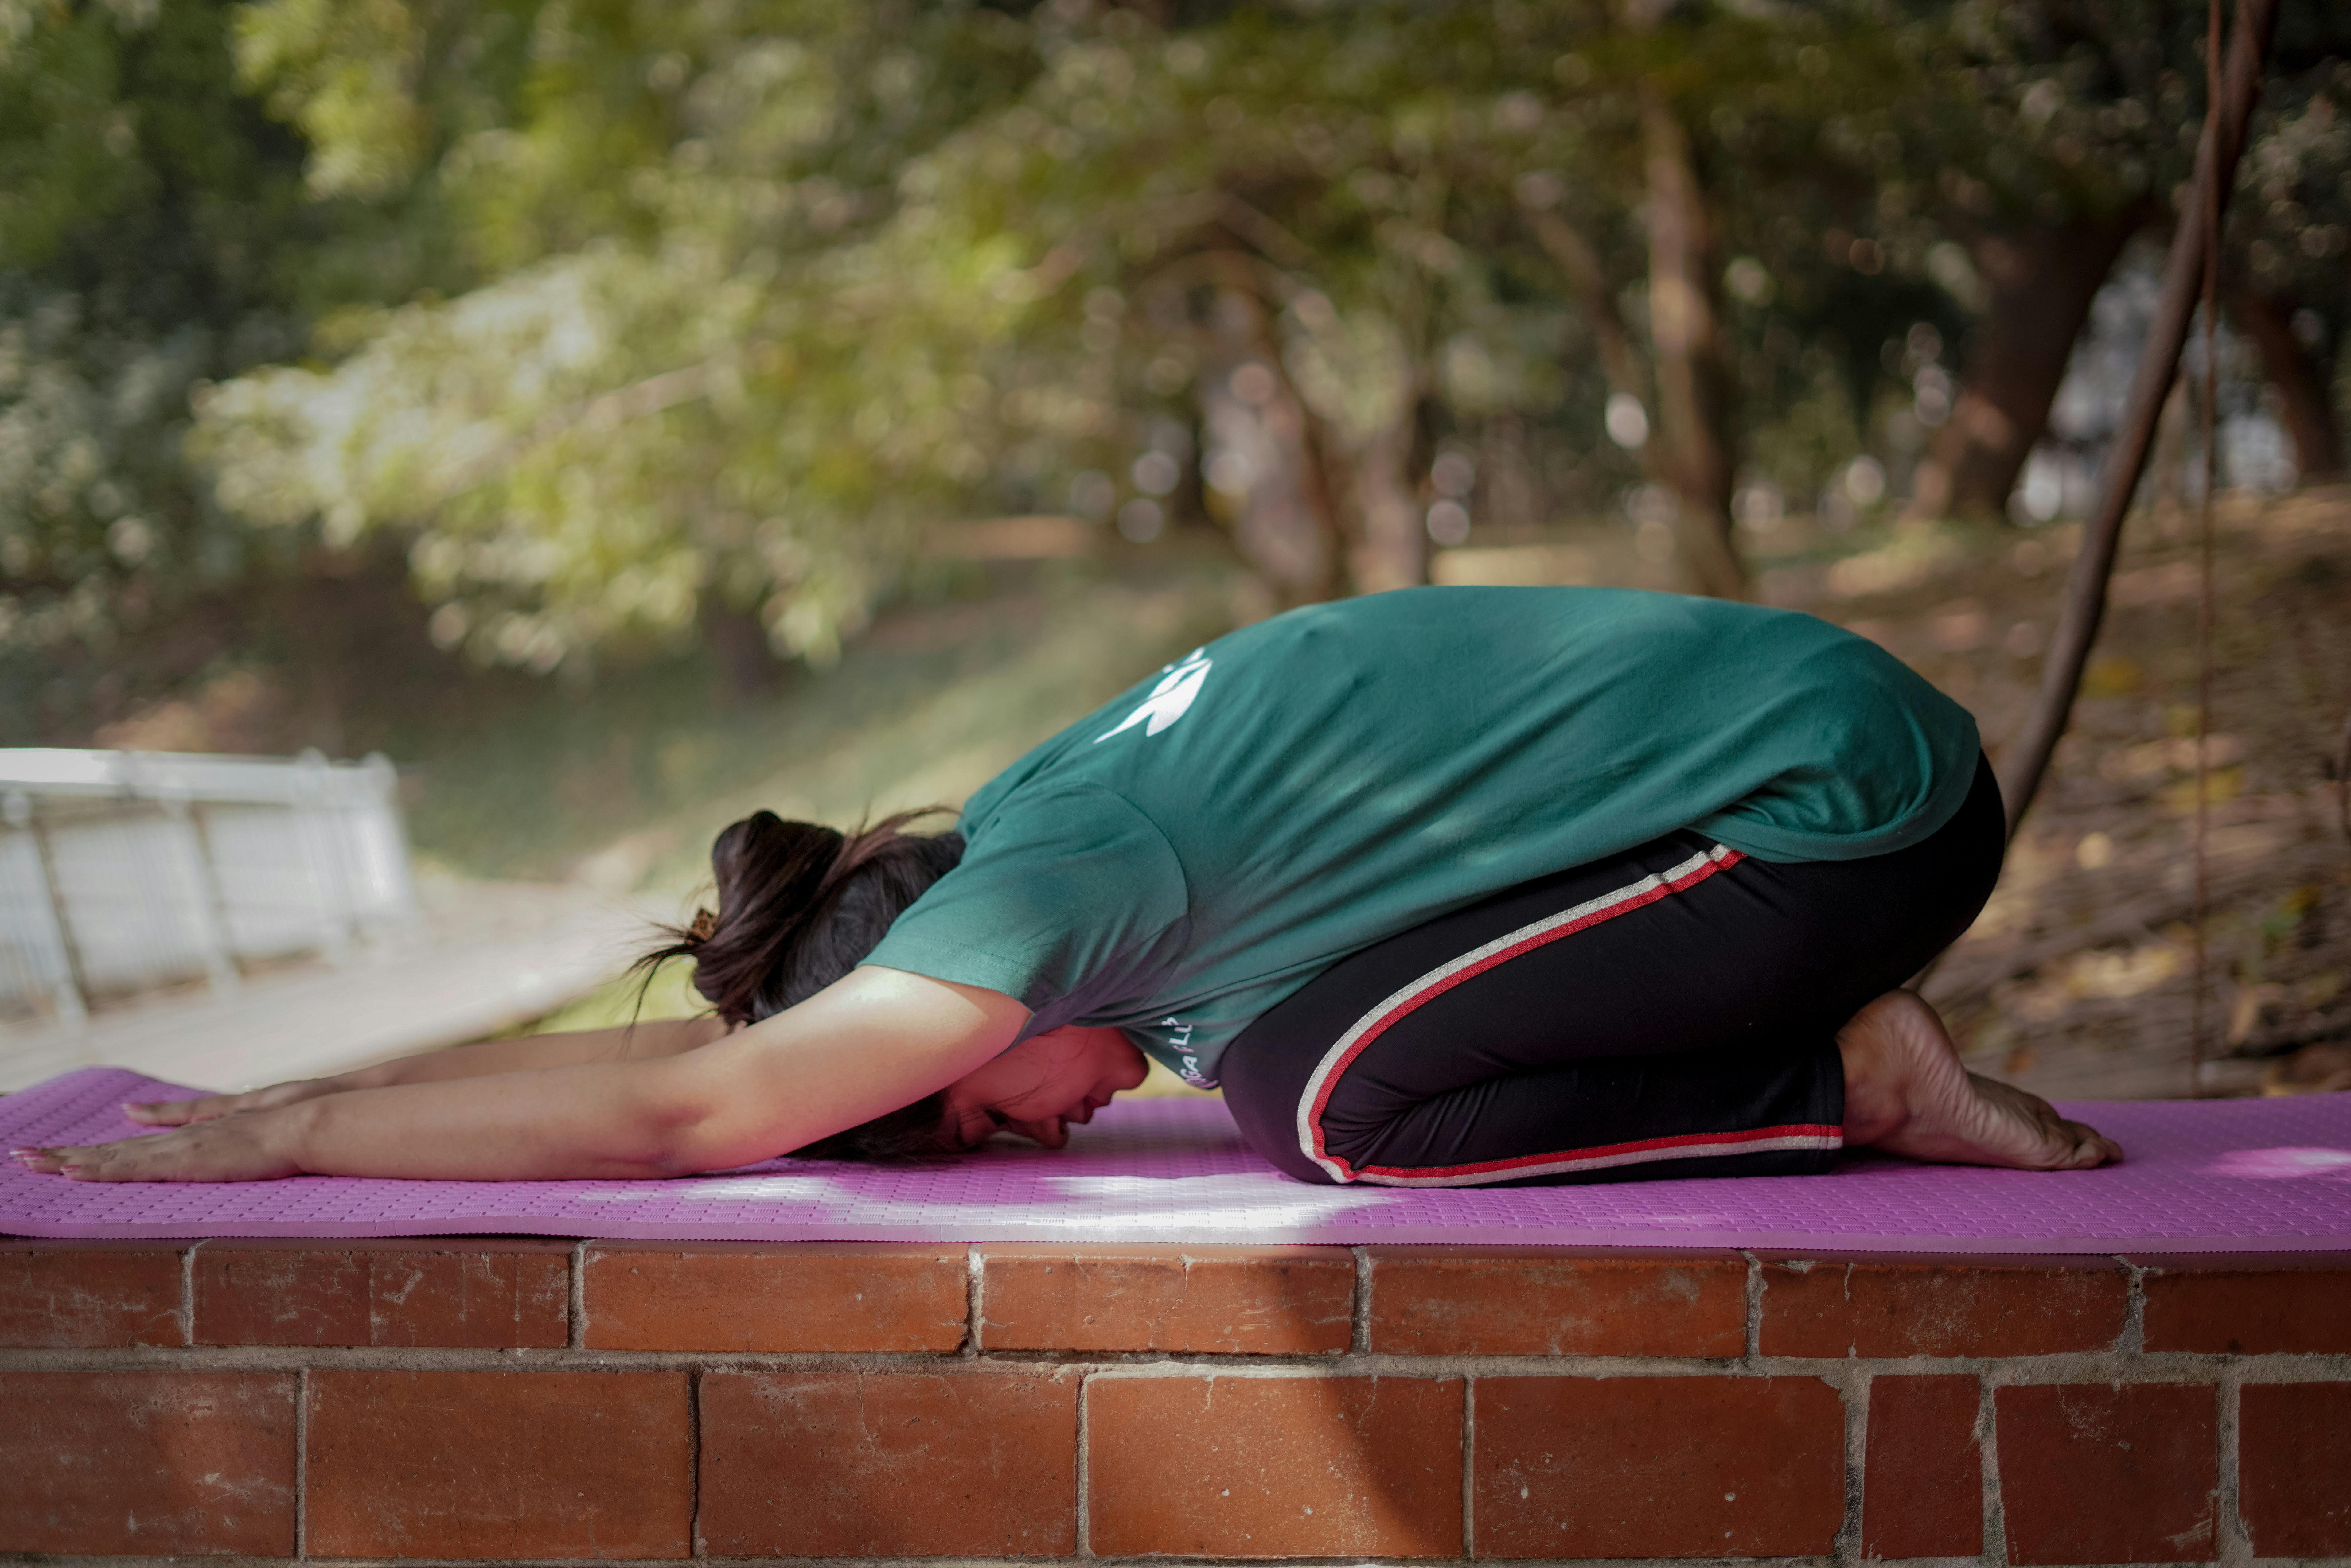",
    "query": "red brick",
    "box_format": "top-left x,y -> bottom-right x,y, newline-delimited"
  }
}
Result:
0,1239 -> 185,1347
1996,1383 -> 2217,1565
1863,1374 -> 1980,1558
1475,1376 -> 1844,1558
583,1241 -> 965,1352
1090,1374 -> 1461,1558
1760,1254 -> 2128,1357
698,1371 -> 1076,1556
981,1244 -> 1354,1354
0,1371 -> 294,1554
194,1238 -> 570,1347
2135,1254 -> 2351,1353
1366,1247 -> 1745,1357
2240,1383 -> 2351,1557
305,1370 -> 690,1558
